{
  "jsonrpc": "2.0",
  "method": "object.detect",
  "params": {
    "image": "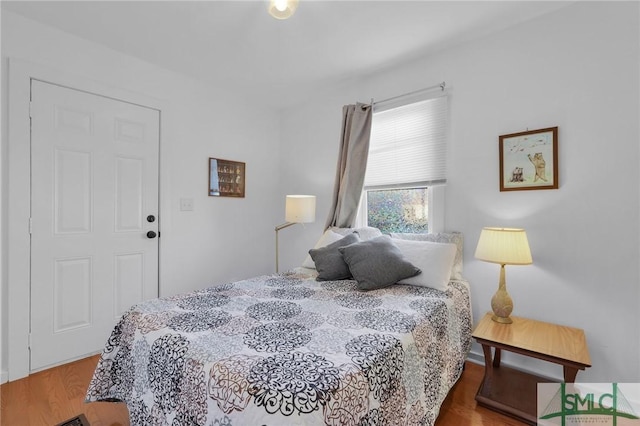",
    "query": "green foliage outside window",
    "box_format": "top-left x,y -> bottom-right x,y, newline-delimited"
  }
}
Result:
366,188 -> 429,234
